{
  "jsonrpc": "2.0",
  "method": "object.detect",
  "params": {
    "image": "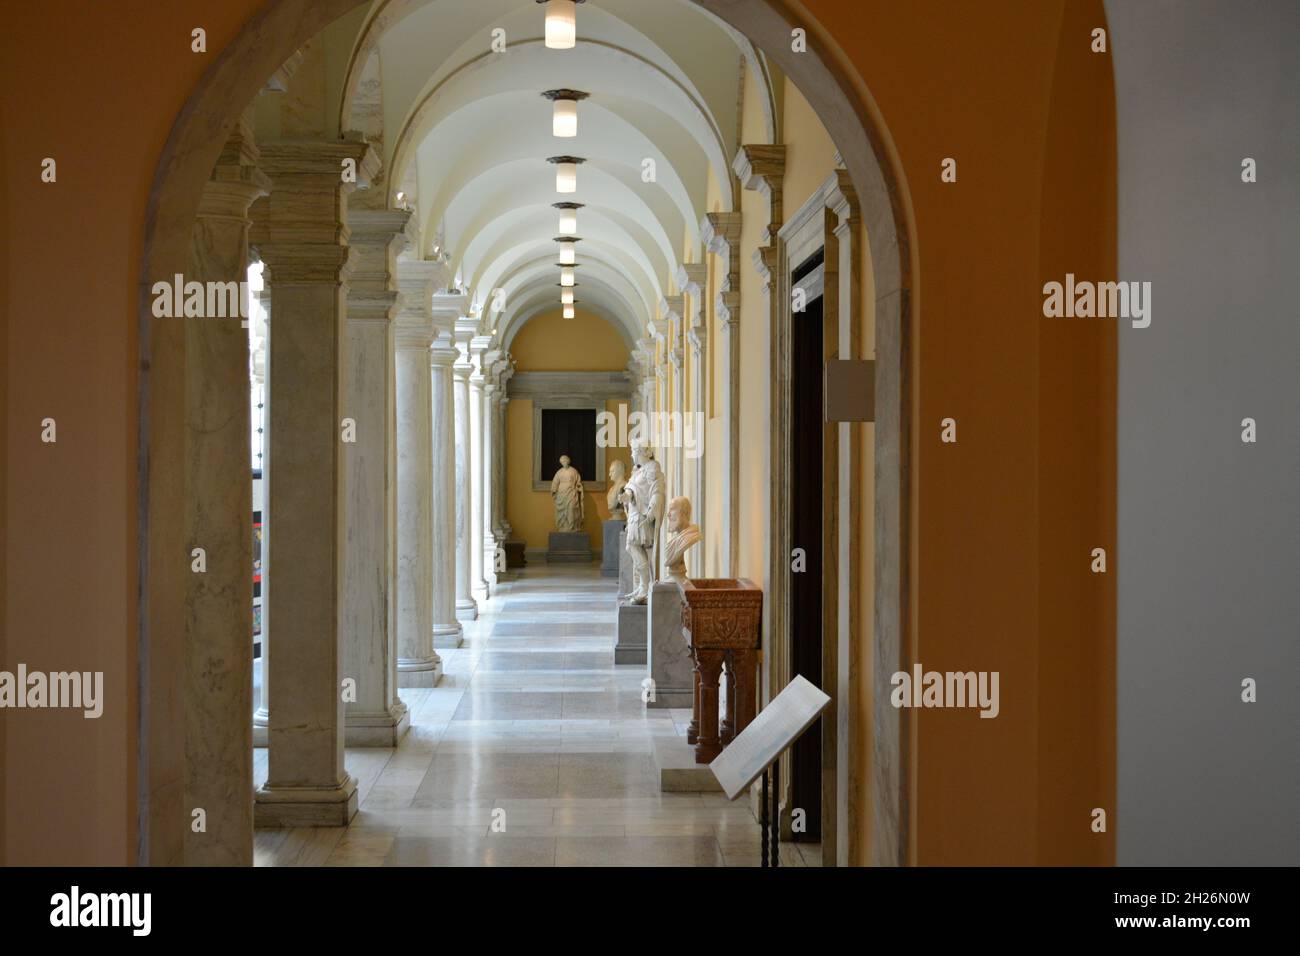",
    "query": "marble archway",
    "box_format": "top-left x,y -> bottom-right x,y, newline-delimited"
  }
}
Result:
137,0 -> 914,867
